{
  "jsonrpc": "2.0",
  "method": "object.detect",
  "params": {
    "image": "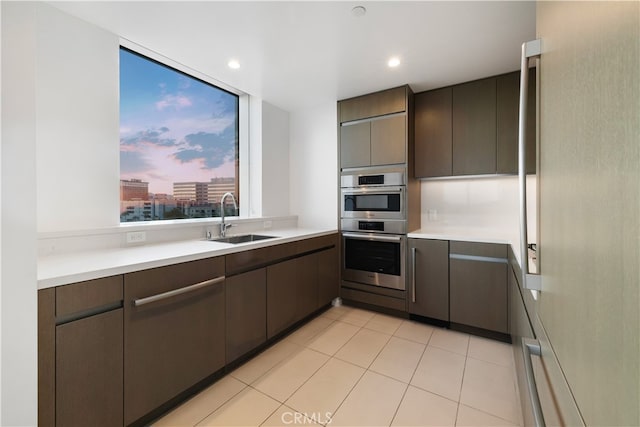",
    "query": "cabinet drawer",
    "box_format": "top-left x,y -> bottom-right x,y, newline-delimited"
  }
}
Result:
124,257 -> 225,425
450,241 -> 507,259
296,233 -> 338,255
56,275 -> 123,318
226,242 -> 297,275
